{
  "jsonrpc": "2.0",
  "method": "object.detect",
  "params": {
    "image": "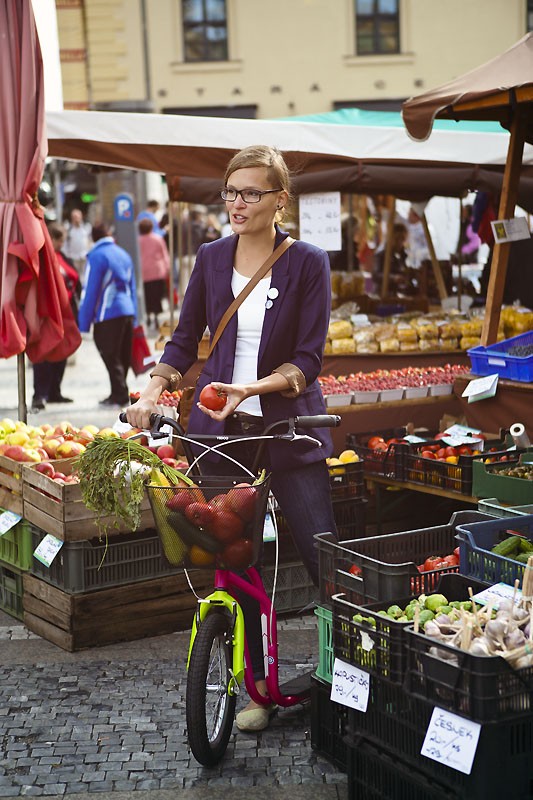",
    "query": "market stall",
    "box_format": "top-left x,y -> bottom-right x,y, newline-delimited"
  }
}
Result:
403,32 -> 533,346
